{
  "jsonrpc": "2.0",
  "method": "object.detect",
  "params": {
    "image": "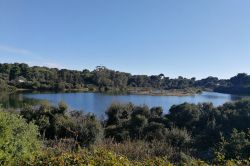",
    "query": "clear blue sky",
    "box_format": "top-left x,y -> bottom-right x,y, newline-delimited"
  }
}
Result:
0,0 -> 249,79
